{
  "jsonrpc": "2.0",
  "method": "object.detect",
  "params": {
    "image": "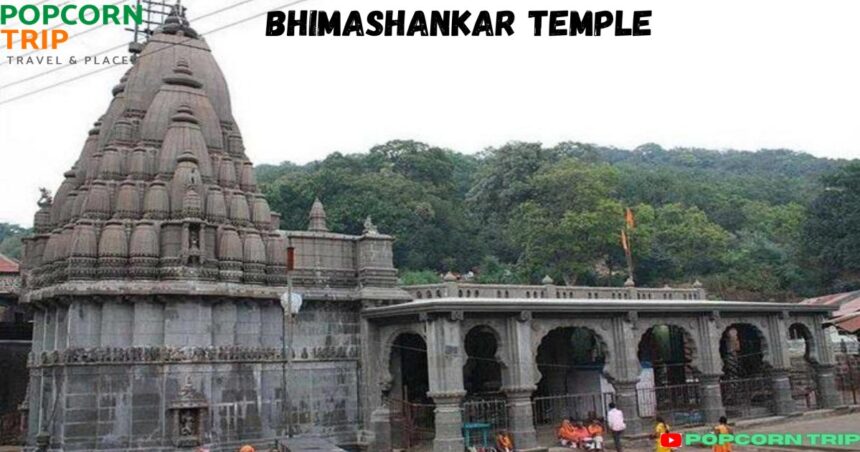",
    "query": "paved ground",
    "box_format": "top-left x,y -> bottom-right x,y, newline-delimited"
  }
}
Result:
2,411 -> 858,451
